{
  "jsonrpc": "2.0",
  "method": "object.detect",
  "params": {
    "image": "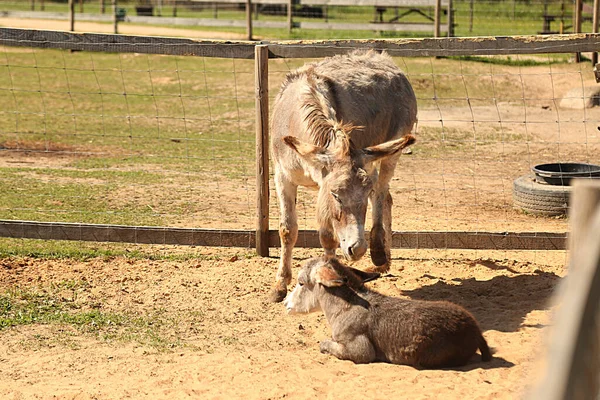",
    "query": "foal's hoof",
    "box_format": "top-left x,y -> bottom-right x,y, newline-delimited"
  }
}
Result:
269,284 -> 287,303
